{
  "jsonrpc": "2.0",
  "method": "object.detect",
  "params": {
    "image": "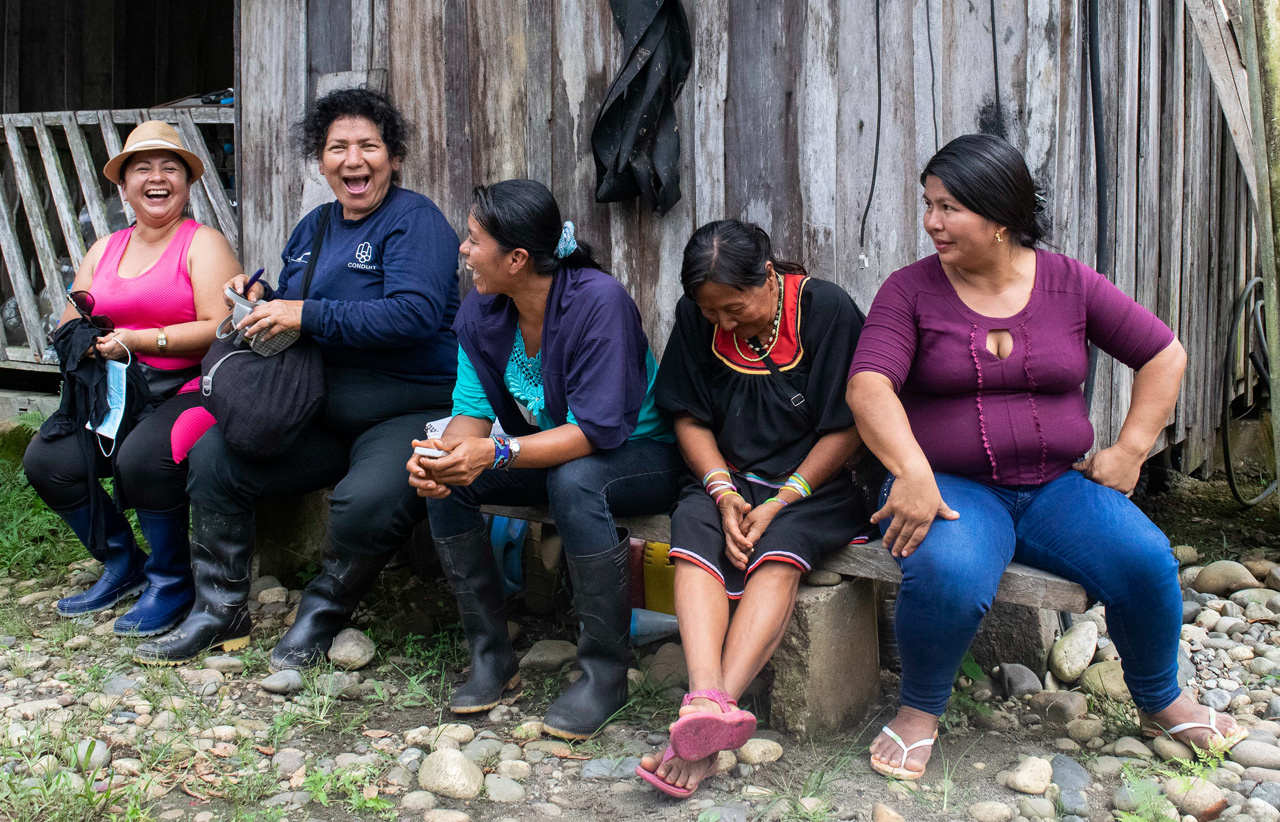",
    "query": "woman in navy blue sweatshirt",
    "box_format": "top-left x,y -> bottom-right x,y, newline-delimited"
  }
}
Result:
407,180 -> 683,740
136,88 -> 460,666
